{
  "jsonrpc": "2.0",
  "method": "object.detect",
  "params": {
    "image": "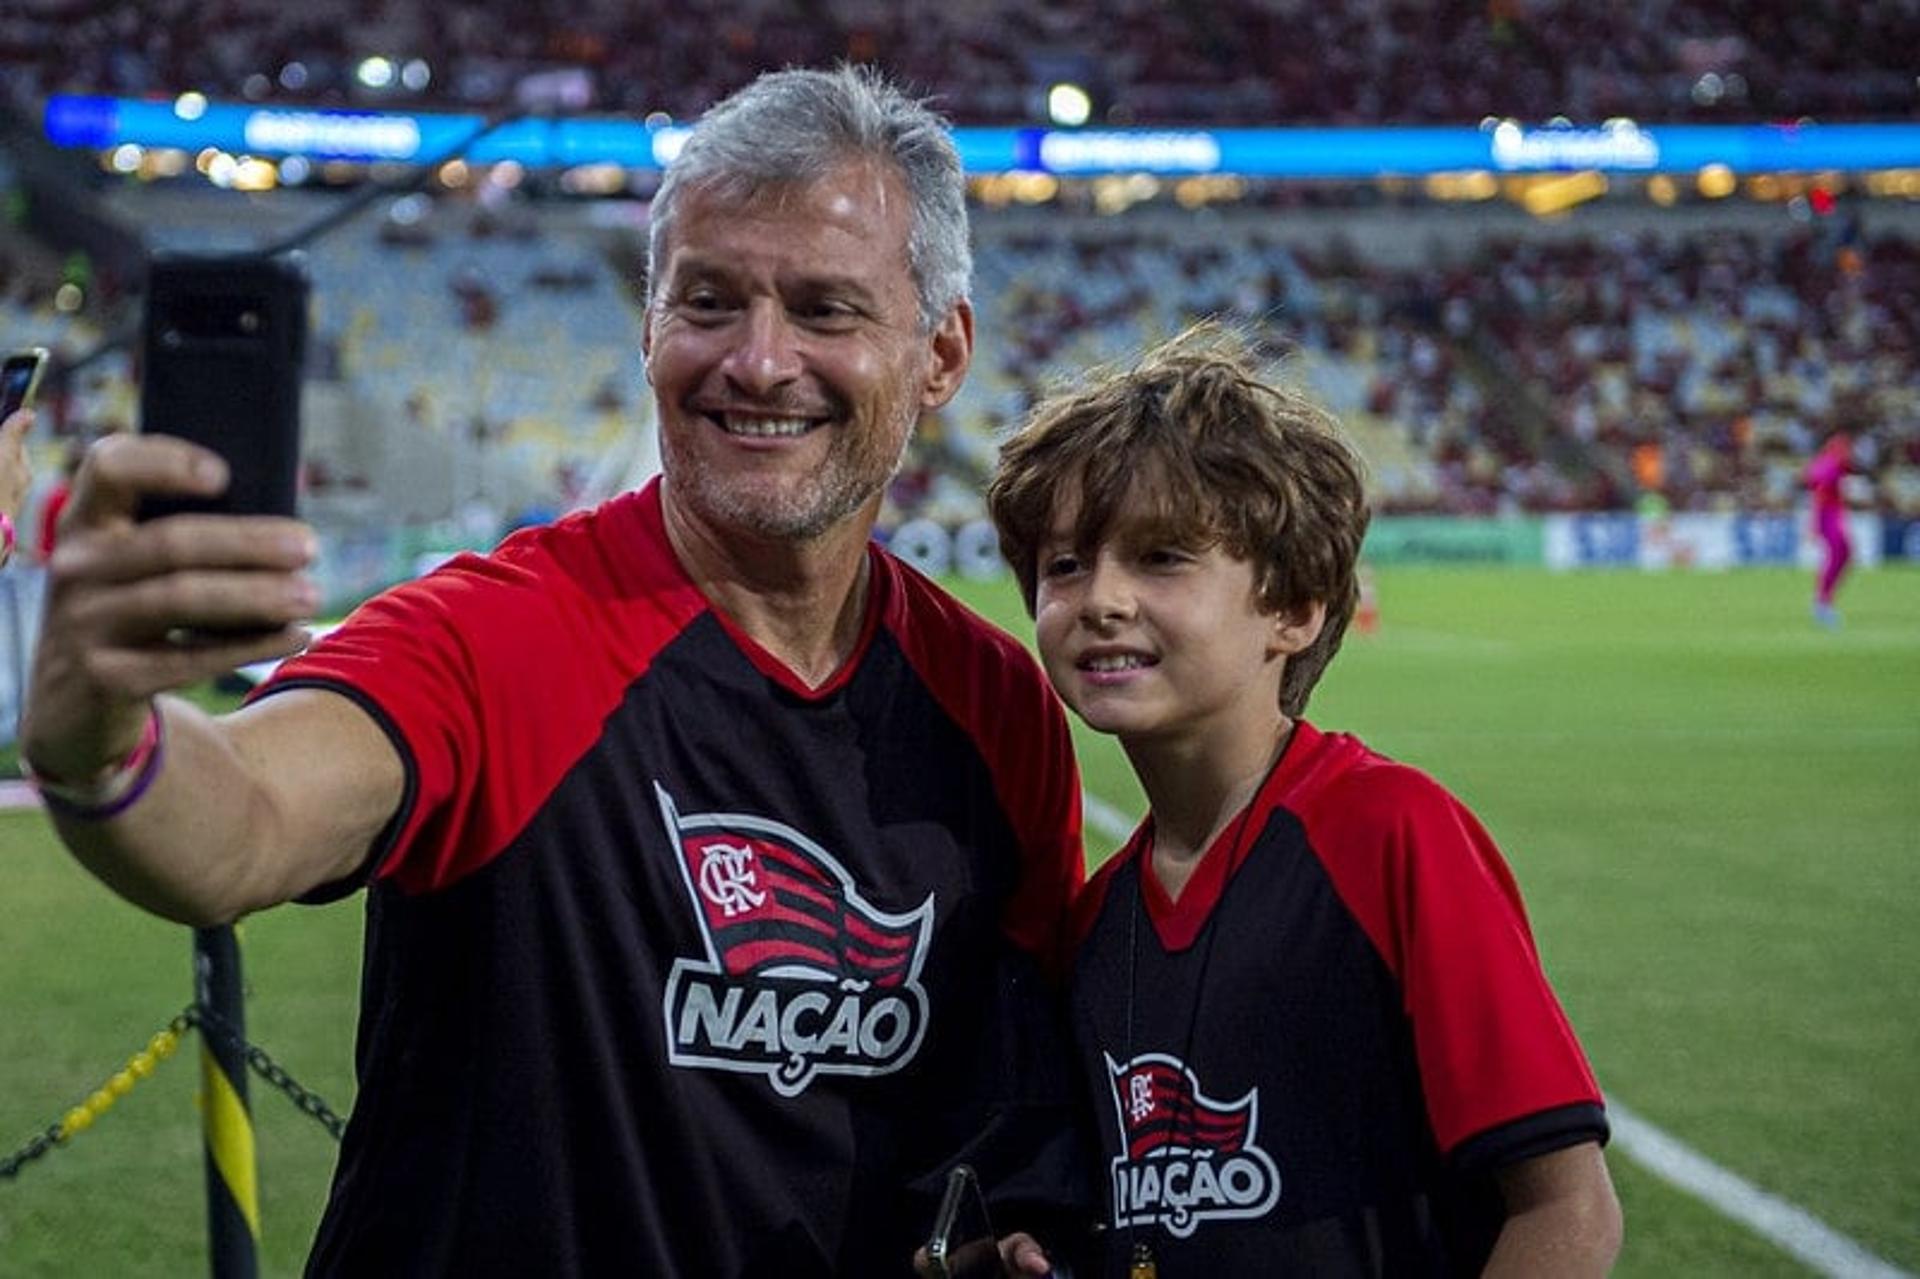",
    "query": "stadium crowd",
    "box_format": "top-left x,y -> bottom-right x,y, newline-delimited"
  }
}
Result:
968,210 -> 1919,518
1465,224 -> 1920,514
2,0 -> 1915,125
6,192 -> 1919,528
3,0 -> 1917,531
